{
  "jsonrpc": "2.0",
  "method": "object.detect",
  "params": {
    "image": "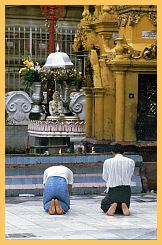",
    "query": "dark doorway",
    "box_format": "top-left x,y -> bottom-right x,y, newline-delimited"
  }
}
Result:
136,74 -> 157,141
